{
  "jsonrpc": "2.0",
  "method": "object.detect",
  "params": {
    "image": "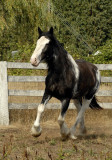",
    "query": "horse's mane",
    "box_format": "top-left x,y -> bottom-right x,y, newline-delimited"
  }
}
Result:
44,34 -> 76,90
47,34 -> 72,75
53,36 -> 68,56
